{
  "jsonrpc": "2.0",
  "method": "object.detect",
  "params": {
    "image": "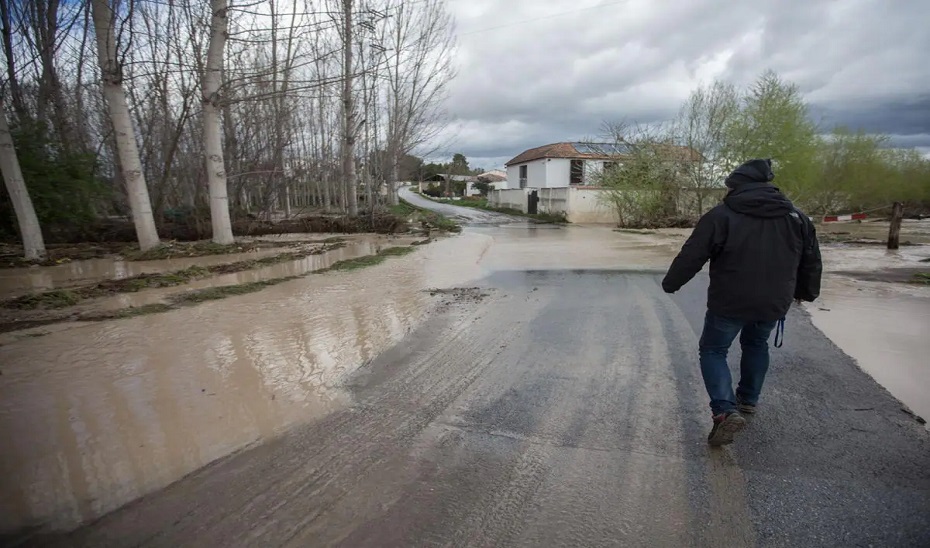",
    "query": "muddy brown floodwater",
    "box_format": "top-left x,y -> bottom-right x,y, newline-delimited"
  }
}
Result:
0,234 -> 490,534
2,220 -> 929,539
807,278 -> 930,421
